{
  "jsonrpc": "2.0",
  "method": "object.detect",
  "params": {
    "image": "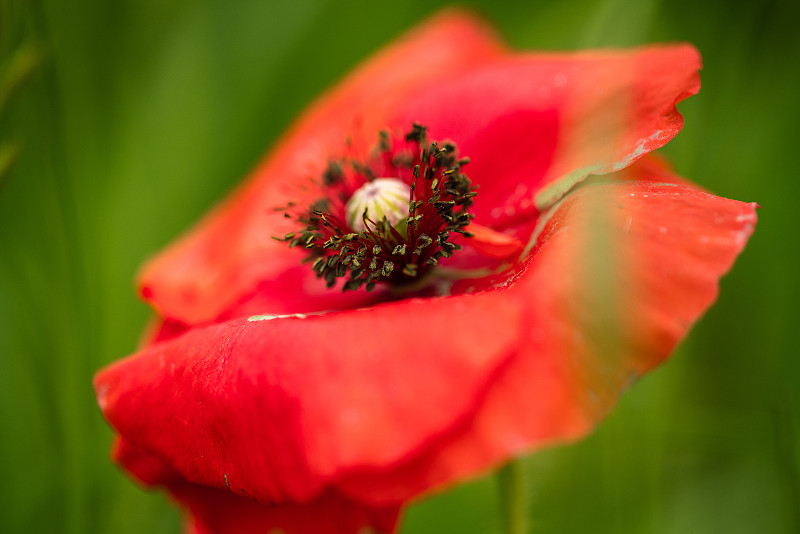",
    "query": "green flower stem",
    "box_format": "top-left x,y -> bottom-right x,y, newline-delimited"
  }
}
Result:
497,458 -> 528,534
